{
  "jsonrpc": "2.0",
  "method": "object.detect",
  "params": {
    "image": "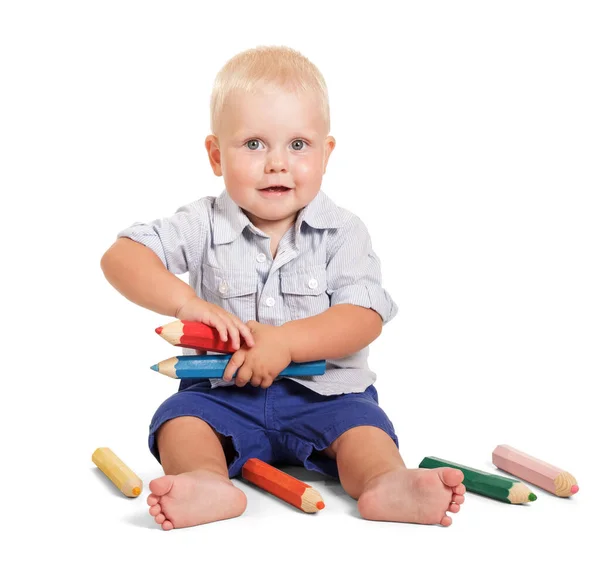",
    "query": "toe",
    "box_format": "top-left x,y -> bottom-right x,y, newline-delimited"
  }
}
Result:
440,515 -> 452,527
162,520 -> 174,531
149,475 -> 175,497
453,494 -> 465,505
453,484 -> 466,496
440,468 -> 464,489
155,513 -> 166,525
449,503 -> 460,513
149,504 -> 162,517
147,494 -> 160,506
